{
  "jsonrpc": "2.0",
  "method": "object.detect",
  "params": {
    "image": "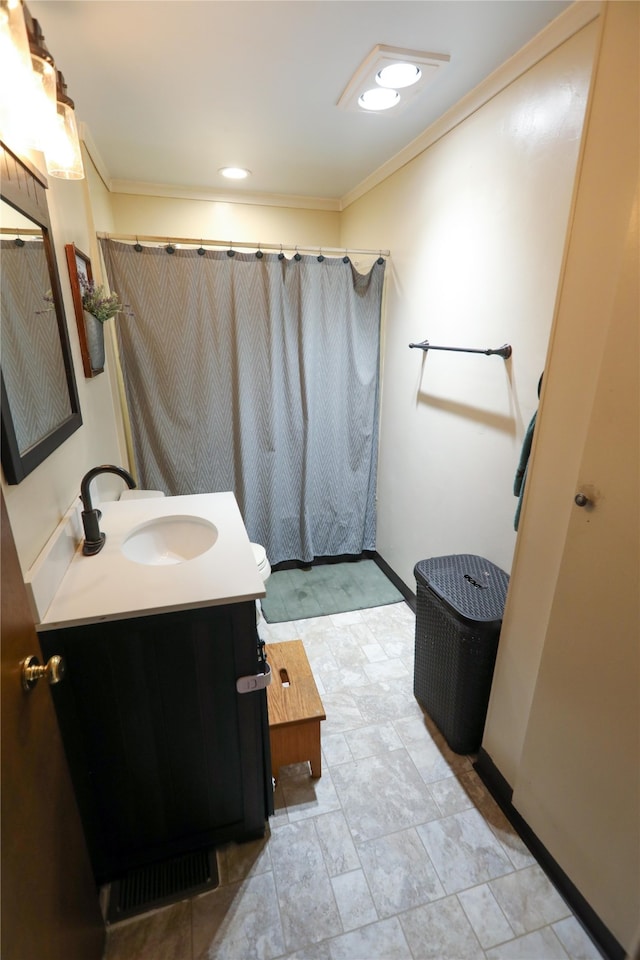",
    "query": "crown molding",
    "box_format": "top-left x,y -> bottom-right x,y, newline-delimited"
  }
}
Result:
79,123 -> 339,210
339,0 -> 602,210
79,122 -> 112,191
108,179 -> 341,212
